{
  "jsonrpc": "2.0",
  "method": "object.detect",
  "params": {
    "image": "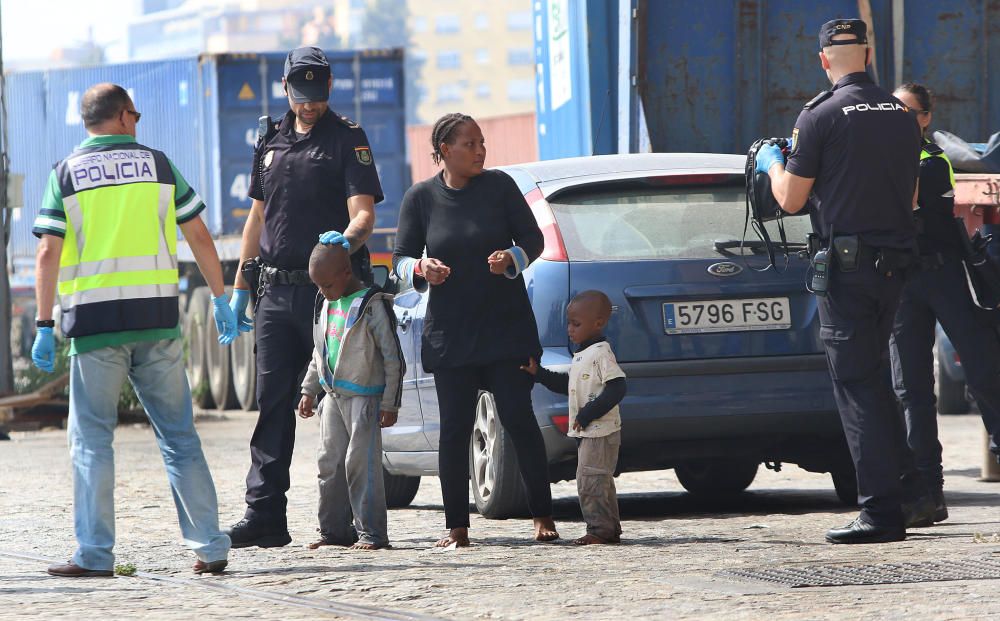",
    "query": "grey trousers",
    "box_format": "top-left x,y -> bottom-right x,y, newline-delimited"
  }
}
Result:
576,430 -> 622,541
317,394 -> 388,547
